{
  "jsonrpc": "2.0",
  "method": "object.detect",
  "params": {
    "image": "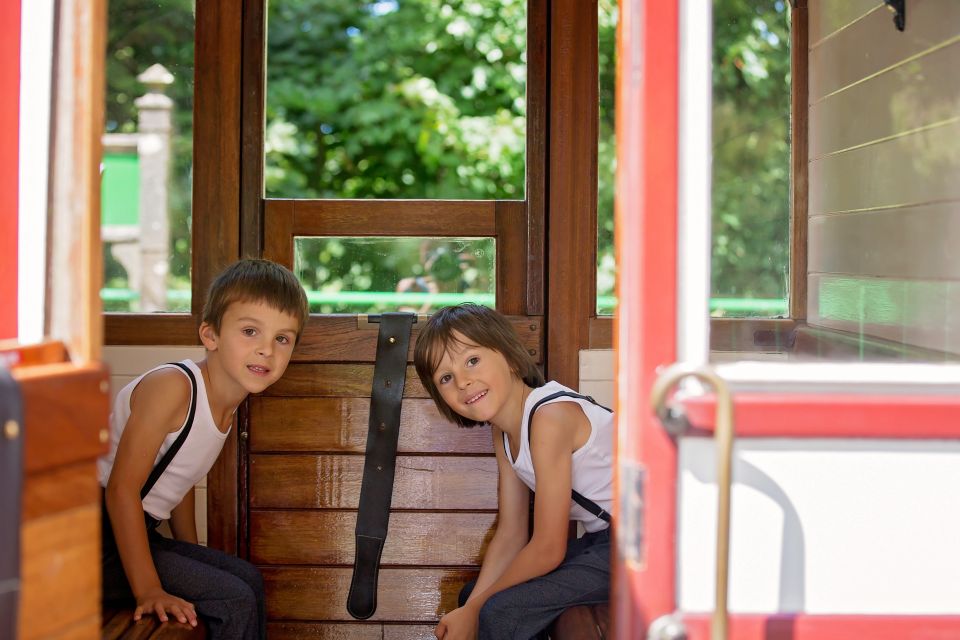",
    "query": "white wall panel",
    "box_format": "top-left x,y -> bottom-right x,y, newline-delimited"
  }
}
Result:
679,438 -> 960,614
